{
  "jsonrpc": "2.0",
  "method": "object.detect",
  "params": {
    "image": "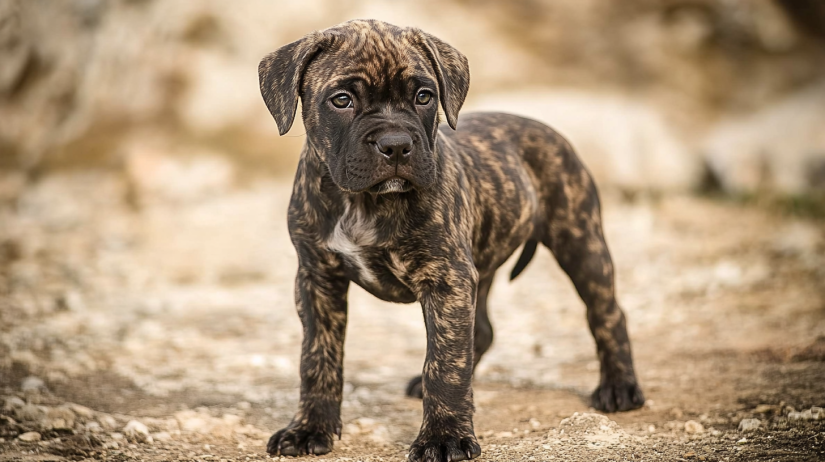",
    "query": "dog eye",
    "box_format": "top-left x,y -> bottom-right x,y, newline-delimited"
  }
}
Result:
331,94 -> 352,109
415,90 -> 432,105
